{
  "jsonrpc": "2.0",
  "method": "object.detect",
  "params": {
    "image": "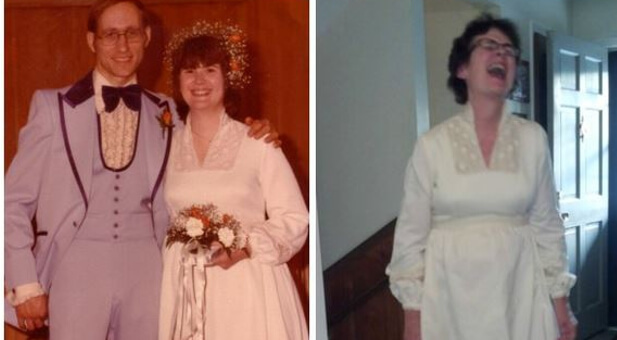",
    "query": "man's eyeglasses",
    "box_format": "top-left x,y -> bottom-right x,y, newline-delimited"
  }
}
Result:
470,38 -> 520,58
97,29 -> 144,46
